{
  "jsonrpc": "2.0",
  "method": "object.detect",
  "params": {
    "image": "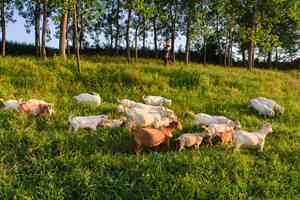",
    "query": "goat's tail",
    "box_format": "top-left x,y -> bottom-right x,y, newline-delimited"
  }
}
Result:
187,111 -> 196,117
175,140 -> 181,151
68,115 -> 74,122
0,98 -> 4,107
